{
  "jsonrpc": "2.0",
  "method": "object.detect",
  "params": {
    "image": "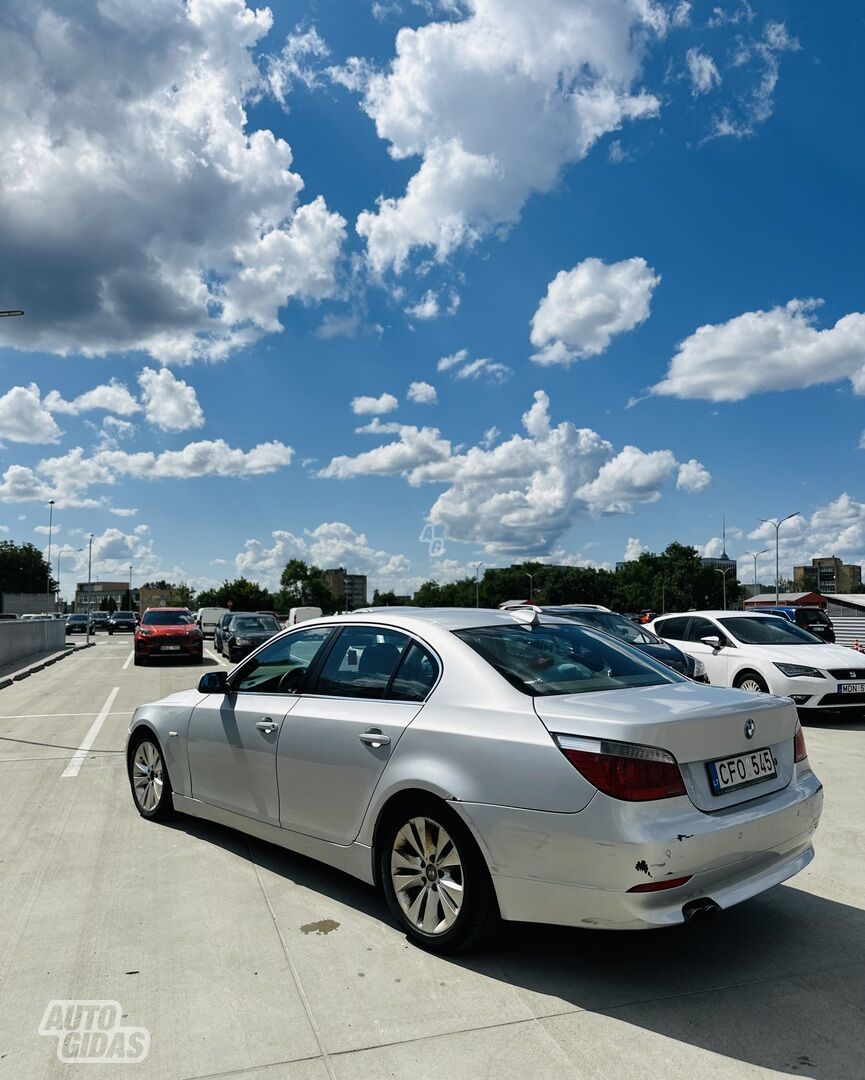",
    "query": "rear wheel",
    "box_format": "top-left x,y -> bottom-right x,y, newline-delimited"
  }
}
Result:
379,799 -> 499,954
735,671 -> 769,694
128,733 -> 175,820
